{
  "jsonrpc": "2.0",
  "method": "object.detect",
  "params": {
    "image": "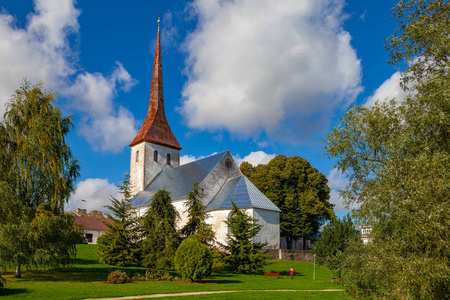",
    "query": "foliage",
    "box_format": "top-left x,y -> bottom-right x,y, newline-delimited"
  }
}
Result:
141,189 -> 180,269
175,237 -> 212,282
145,269 -> 174,281
87,210 -> 105,218
0,273 -> 5,288
222,202 -> 268,274
180,182 -> 215,246
312,214 -> 358,273
107,270 -> 131,284
240,155 -> 334,249
97,174 -> 141,267
324,1 -> 450,298
0,81 -> 81,278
